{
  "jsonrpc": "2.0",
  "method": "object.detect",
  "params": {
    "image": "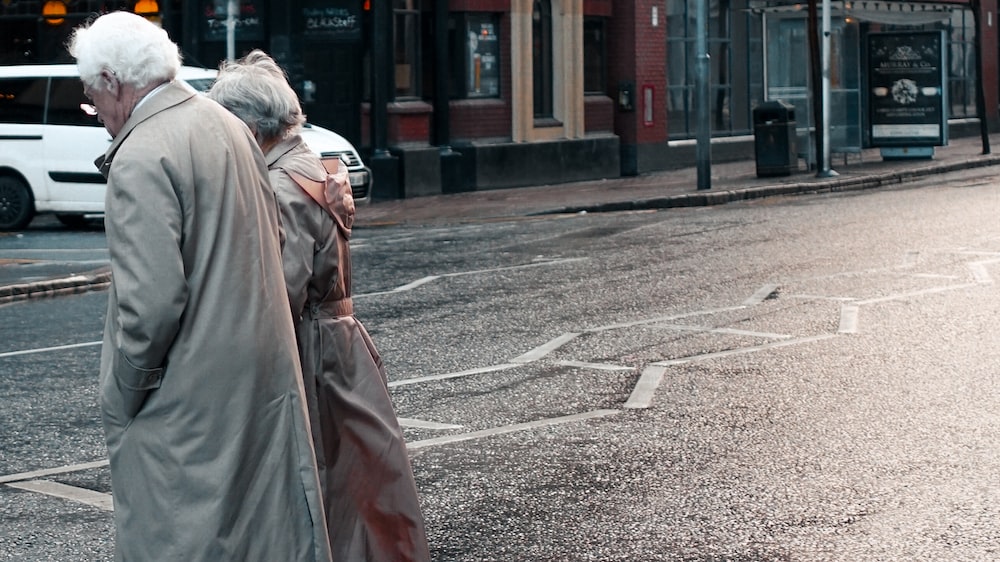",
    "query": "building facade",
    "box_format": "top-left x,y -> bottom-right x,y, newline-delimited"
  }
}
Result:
1,0 -> 997,199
